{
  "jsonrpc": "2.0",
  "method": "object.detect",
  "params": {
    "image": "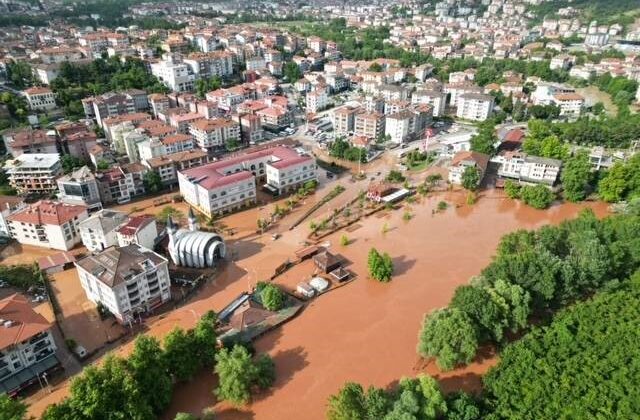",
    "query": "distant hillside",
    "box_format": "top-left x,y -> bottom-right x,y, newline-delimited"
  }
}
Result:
532,0 -> 640,28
